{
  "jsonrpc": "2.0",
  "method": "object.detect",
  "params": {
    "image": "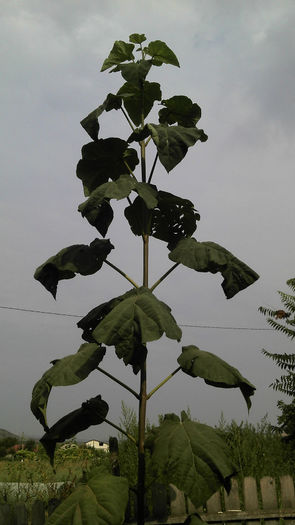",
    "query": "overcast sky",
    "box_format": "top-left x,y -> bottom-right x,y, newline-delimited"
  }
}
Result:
1,0 -> 295,442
